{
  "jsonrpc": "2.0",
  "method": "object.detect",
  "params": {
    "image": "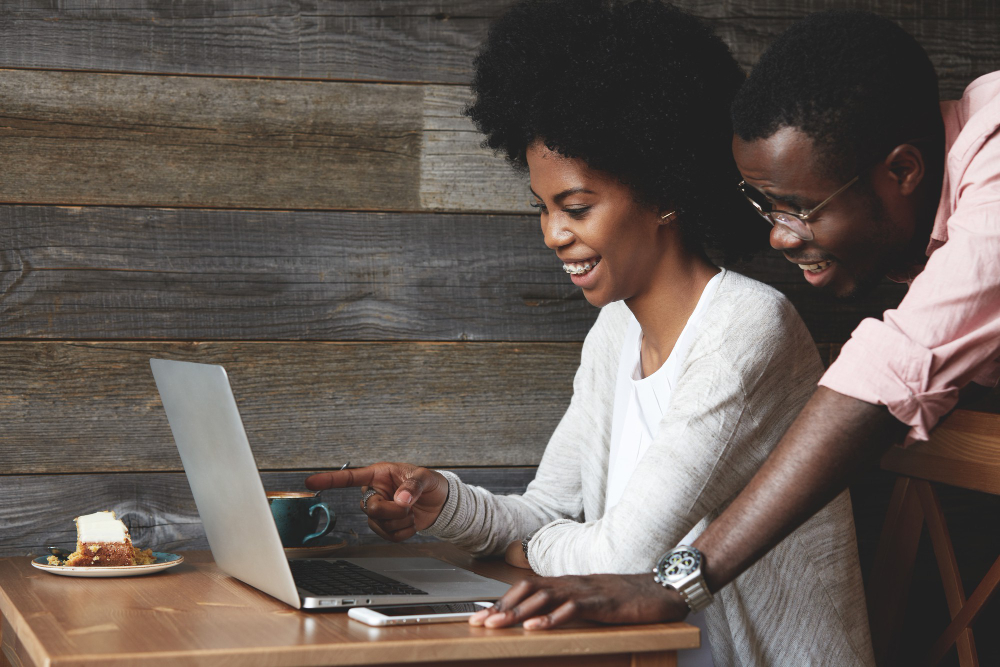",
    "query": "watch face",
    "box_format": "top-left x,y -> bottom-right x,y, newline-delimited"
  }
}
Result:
657,547 -> 701,583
